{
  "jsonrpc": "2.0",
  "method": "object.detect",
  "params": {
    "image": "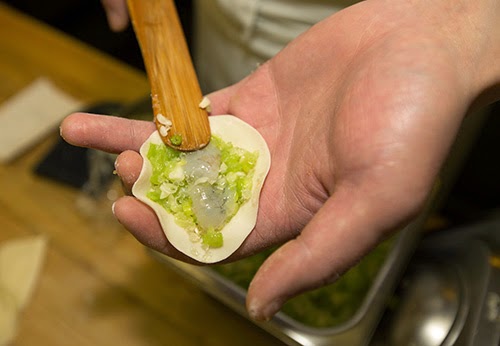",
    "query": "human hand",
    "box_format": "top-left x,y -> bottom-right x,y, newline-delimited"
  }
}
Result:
62,0 -> 500,321
101,0 -> 129,31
